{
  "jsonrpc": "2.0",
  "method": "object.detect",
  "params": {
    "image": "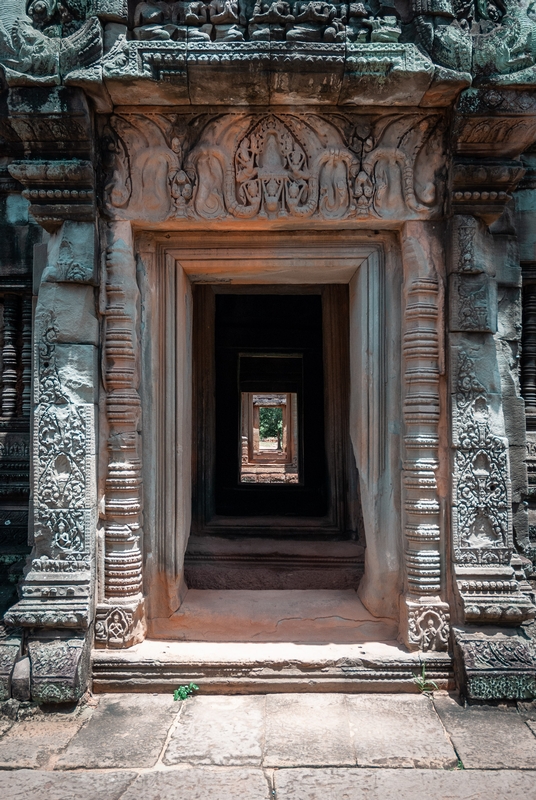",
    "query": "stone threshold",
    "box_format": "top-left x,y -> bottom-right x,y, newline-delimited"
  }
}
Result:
91,639 -> 454,694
